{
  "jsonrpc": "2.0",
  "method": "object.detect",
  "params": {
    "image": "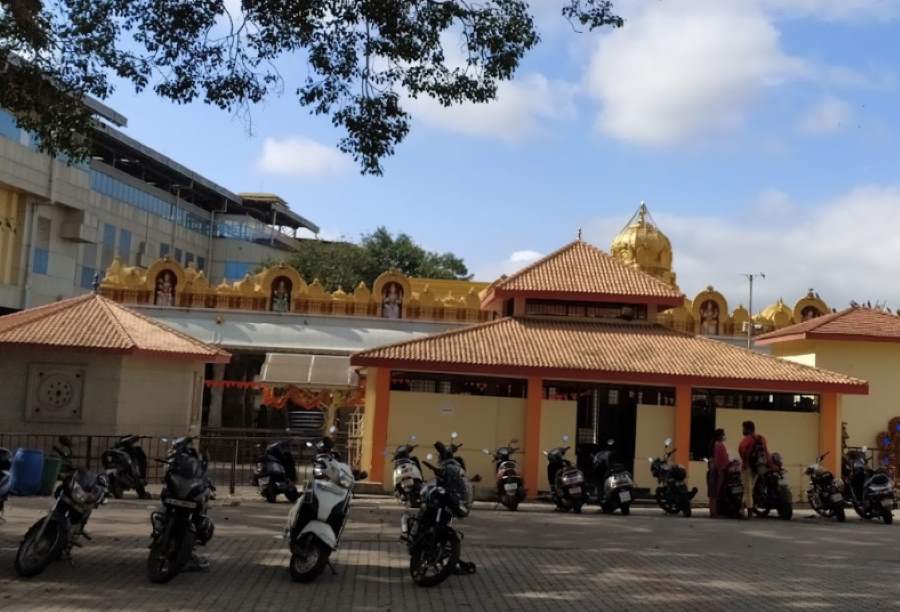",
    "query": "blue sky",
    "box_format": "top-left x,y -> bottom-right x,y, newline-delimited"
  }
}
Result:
104,0 -> 900,311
